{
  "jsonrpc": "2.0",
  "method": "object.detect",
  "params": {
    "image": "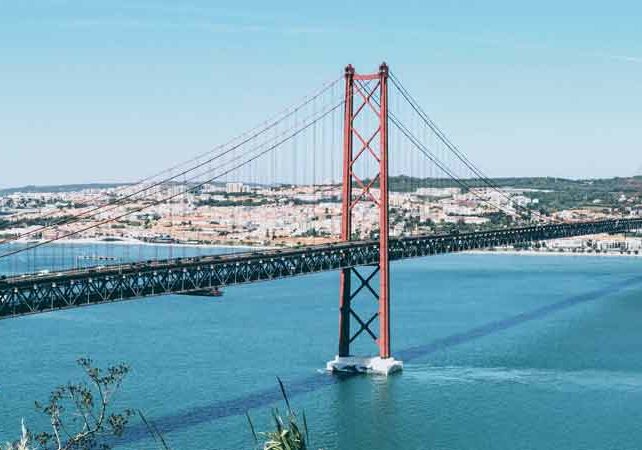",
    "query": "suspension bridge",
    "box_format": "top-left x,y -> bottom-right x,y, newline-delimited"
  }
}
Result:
1,63 -> 639,373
